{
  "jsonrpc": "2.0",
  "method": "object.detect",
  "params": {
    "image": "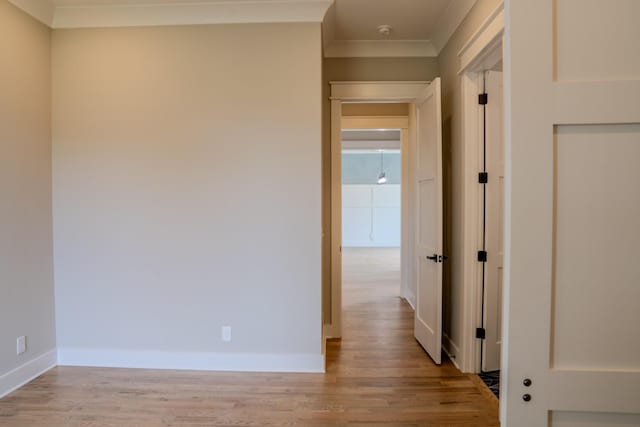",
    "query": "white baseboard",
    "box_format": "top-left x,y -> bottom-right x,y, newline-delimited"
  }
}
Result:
443,333 -> 462,370
401,293 -> 416,311
0,349 -> 57,399
57,348 -> 325,373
